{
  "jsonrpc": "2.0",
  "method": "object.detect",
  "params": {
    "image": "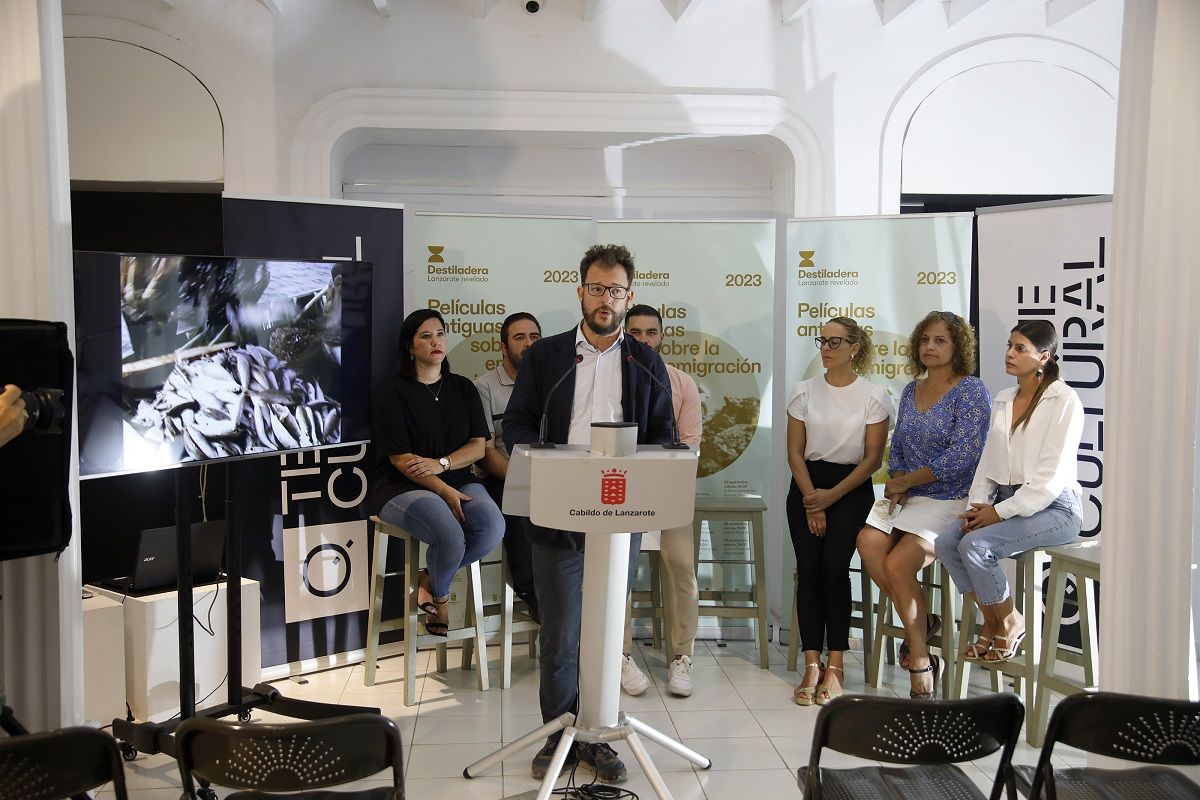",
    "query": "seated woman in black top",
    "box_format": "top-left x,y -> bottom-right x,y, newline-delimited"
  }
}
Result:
374,309 -> 505,635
